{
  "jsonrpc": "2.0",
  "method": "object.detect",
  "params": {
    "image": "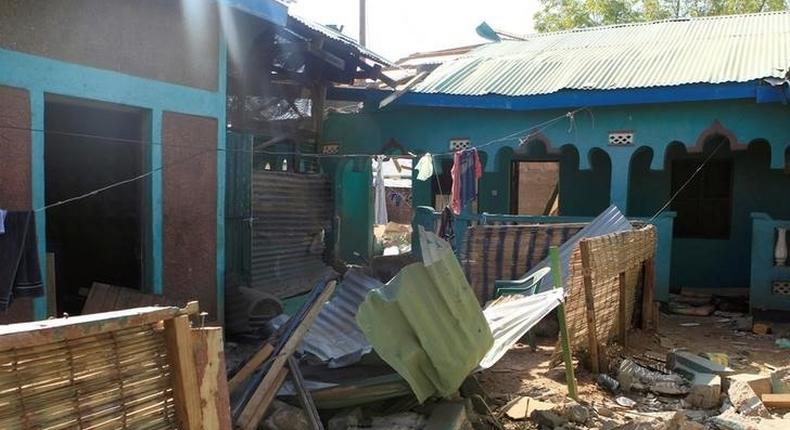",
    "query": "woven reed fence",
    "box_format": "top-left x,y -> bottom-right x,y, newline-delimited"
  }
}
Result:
460,224 -> 584,302
0,306 -> 226,430
563,226 -> 657,370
